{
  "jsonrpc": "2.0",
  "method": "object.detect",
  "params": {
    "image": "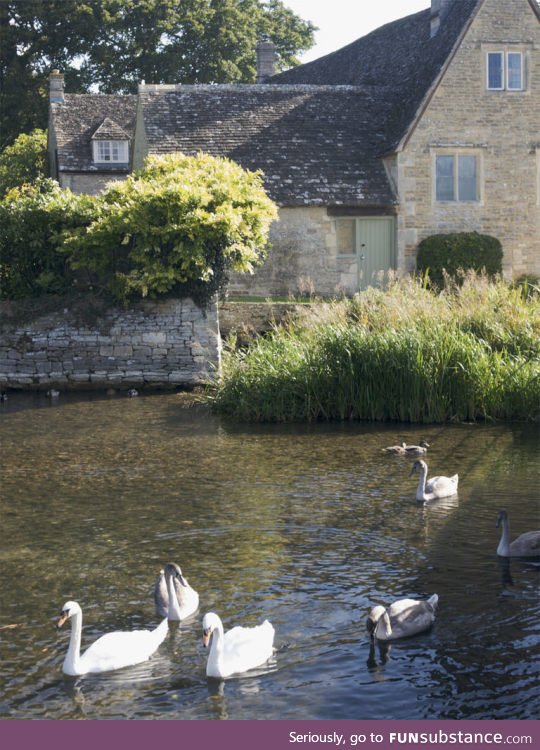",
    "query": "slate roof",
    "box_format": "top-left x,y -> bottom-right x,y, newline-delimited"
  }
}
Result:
50,94 -> 137,172
272,1 -> 481,151
91,117 -> 132,141
138,84 -> 397,206
51,1 -> 540,204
